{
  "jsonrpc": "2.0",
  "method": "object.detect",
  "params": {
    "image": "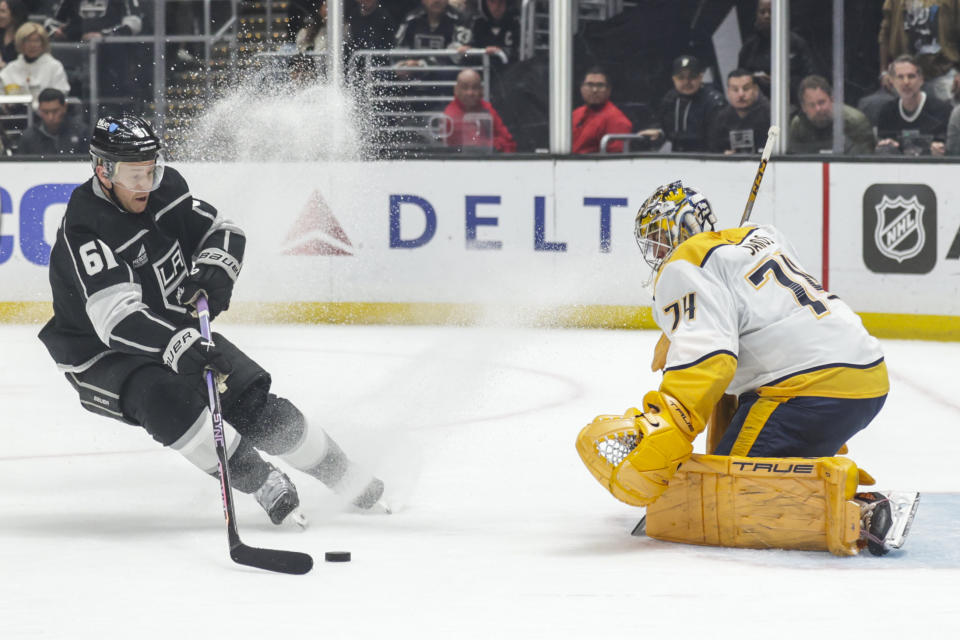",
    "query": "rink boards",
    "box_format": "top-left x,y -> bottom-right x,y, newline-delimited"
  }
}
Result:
1,158 -> 958,339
